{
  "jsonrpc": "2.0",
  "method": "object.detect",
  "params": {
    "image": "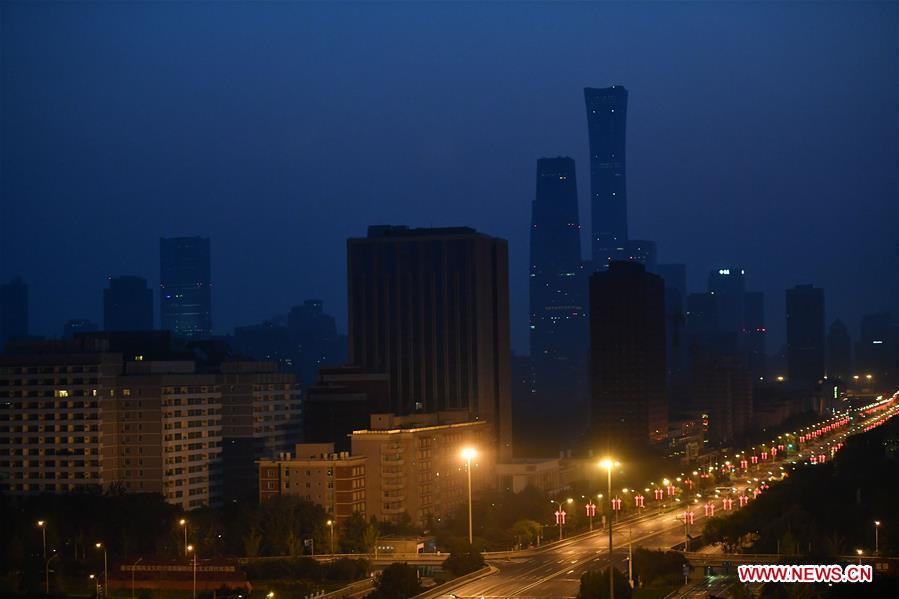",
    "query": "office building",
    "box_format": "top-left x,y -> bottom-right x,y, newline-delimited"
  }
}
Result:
622,240 -> 657,273
827,319 -> 852,381
0,276 -> 28,350
691,354 -> 752,444
104,275 -> 154,331
589,262 -> 667,454
528,157 -> 588,453
657,264 -> 687,396
160,237 -> 212,338
257,443 -> 367,521
855,313 -> 897,382
707,268 -> 746,343
785,285 -> 826,384
584,86 -> 628,265
350,412 -> 490,526
303,367 -> 389,452
347,225 -> 513,458
743,291 -> 766,378
287,300 -> 344,388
